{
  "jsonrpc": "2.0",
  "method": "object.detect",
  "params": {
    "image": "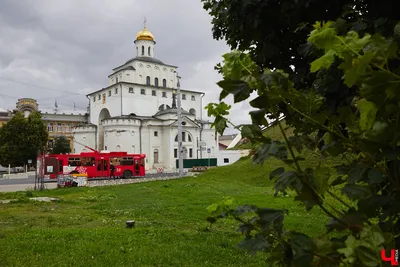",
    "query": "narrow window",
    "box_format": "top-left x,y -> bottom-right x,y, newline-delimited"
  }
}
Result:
141,46 -> 144,55
162,79 -> 166,88
57,123 -> 62,132
93,97 -> 95,102
116,77 -> 118,83
182,94 -> 186,100
98,95 -> 100,100
108,90 -> 111,96
146,76 -> 150,85
182,132 -> 186,142
115,88 -> 118,94
162,92 -> 167,98
141,89 -> 146,95
155,78 -> 159,87
174,149 -> 178,158
189,148 -> 193,158
191,95 -> 195,101
129,87 -> 134,93
152,90 -> 156,96
148,46 -> 151,56
154,131 -> 158,137
154,149 -> 159,163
